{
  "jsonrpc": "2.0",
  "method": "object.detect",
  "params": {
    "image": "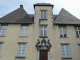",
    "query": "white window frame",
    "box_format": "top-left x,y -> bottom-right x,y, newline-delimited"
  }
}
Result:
0,25 -> 8,36
20,26 -> 28,36
0,42 -> 3,55
40,10 -> 47,19
59,26 -> 67,37
16,43 -> 27,57
40,26 -> 47,37
61,44 -> 71,58
74,26 -> 80,37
